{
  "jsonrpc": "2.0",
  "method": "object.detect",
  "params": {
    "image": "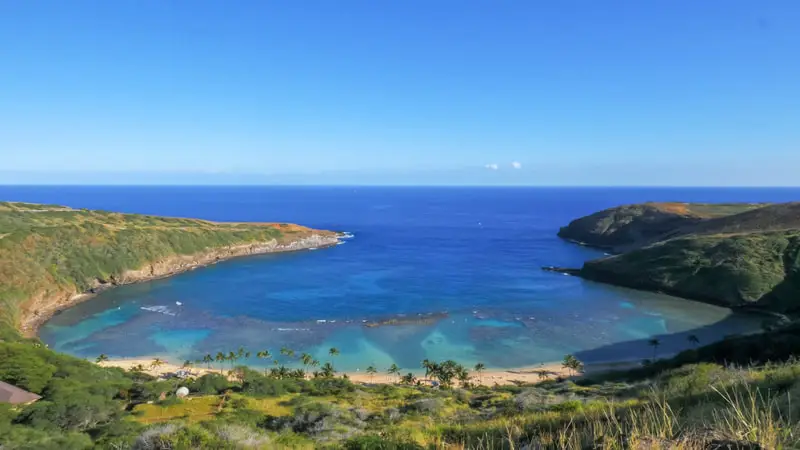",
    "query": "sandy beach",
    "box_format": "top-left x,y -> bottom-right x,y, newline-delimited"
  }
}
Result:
101,358 -> 639,386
